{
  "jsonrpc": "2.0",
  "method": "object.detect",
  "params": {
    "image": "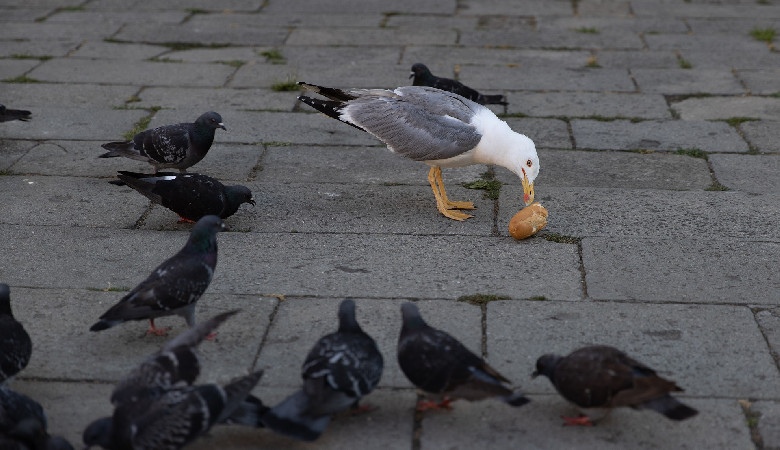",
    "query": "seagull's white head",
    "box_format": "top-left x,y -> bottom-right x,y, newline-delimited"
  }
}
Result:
512,133 -> 539,206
